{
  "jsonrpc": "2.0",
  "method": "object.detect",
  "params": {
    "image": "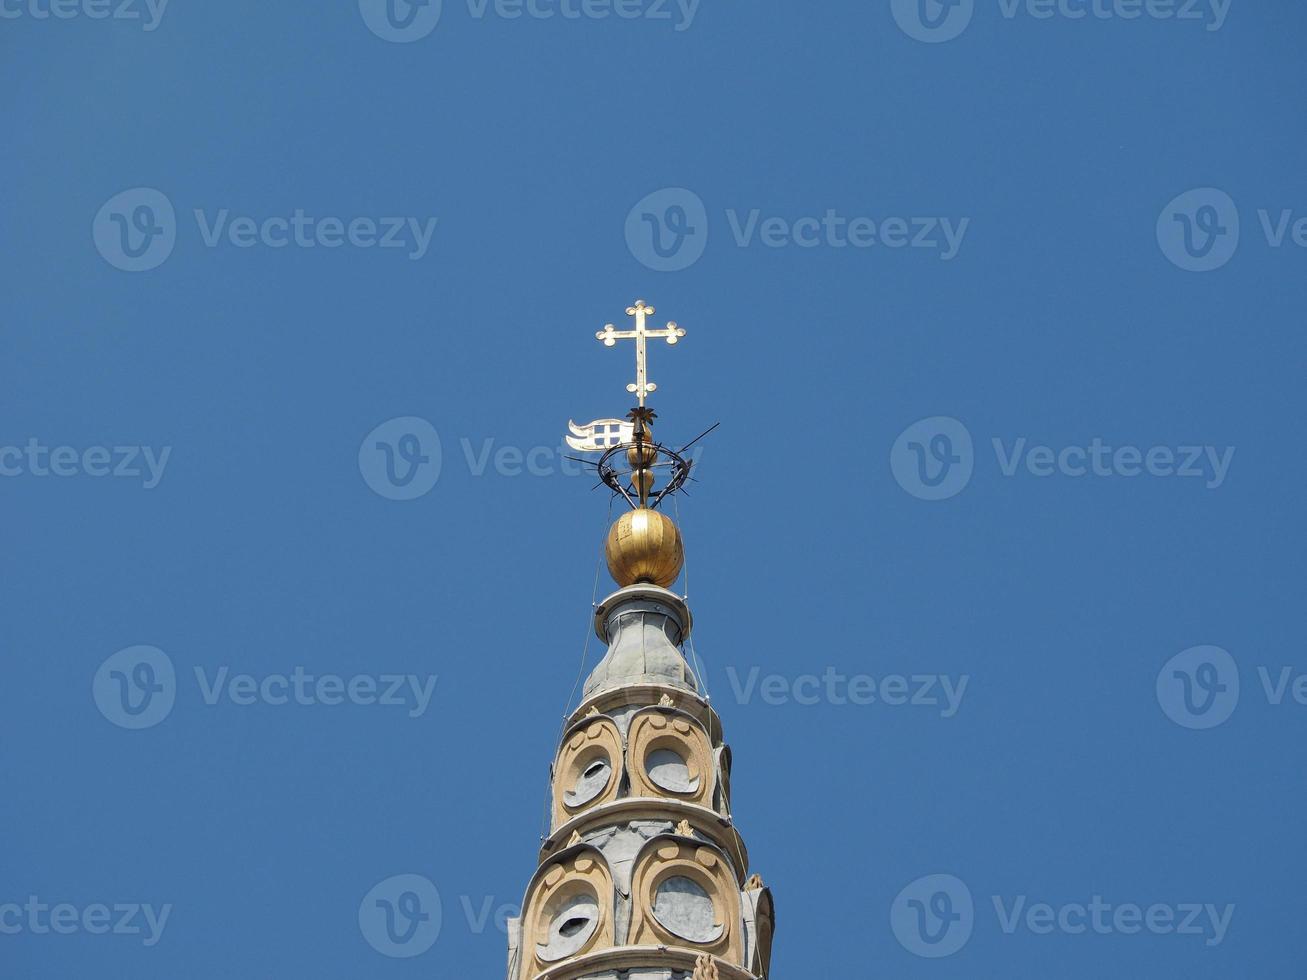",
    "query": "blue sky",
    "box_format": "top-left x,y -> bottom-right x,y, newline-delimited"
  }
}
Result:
2,0 -> 1305,976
